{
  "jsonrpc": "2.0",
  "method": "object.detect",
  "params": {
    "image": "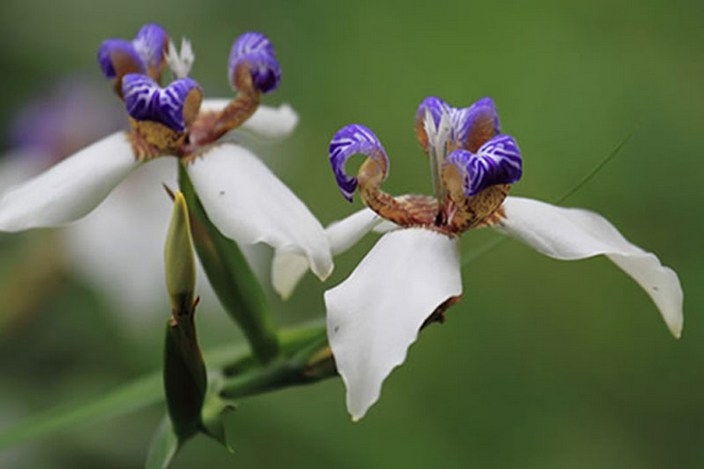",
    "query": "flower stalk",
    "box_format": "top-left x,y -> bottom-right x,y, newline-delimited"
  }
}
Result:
219,329 -> 334,400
